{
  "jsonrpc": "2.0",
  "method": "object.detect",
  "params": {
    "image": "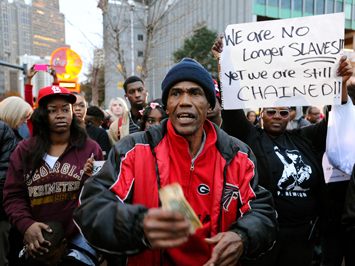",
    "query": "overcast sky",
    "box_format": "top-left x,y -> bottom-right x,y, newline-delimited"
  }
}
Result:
22,0 -> 103,81
59,0 -> 103,81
